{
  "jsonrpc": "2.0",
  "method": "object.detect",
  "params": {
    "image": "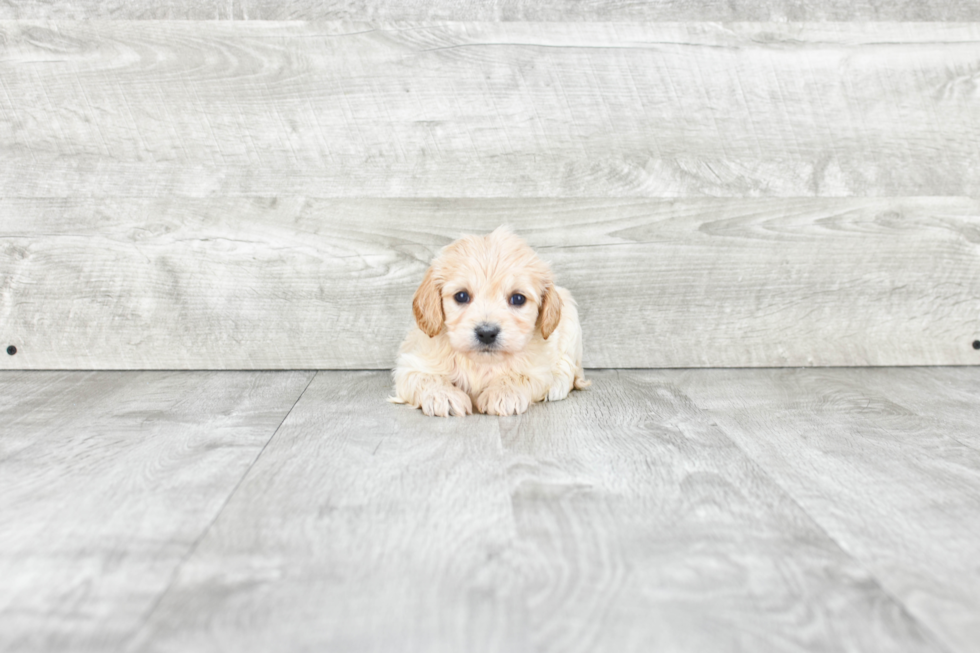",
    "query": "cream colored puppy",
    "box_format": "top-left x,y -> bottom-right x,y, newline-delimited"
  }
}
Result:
390,226 -> 588,417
